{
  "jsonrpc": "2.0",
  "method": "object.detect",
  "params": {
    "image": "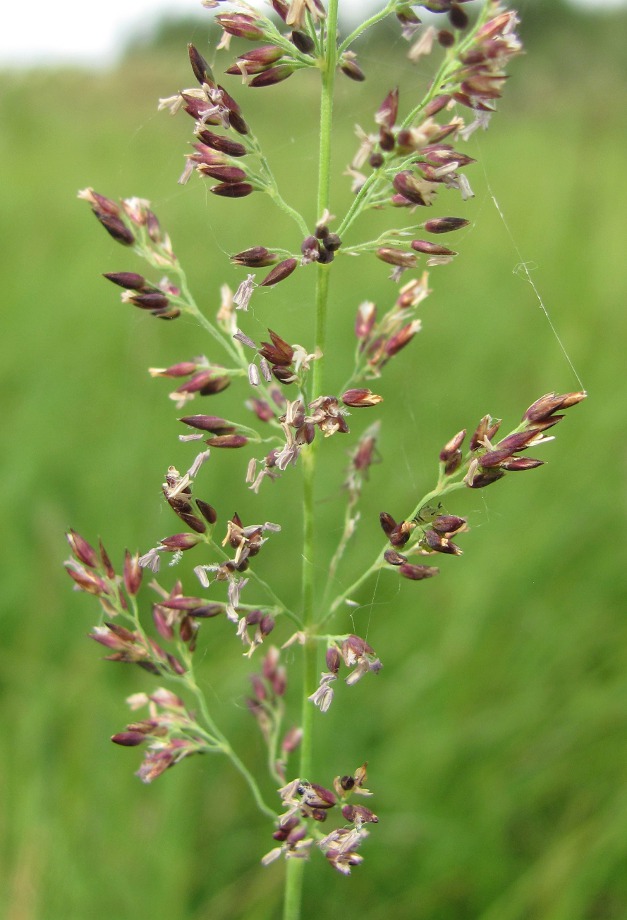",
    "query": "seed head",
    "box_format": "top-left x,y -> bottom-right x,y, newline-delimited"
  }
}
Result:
291,30 -> 315,55
159,533 -> 203,552
423,216 -> 469,234
179,414 -> 234,434
376,246 -> 417,268
123,551 -> 143,596
259,258 -> 298,287
66,529 -> 98,568
340,52 -> 366,82
523,391 -> 586,423
210,182 -> 254,198
206,434 -> 248,449
392,171 -> 429,206
231,247 -> 278,267
250,64 -> 297,88
384,548 -> 407,566
196,129 -> 247,157
411,240 -> 457,257
216,13 -> 265,40
93,211 -> 135,246
326,646 -> 341,674
470,415 -> 501,451
341,389 -> 383,408
399,563 -> 439,581
500,457 -> 544,471
188,43 -> 214,86
103,271 -> 147,290
259,329 -> 295,366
